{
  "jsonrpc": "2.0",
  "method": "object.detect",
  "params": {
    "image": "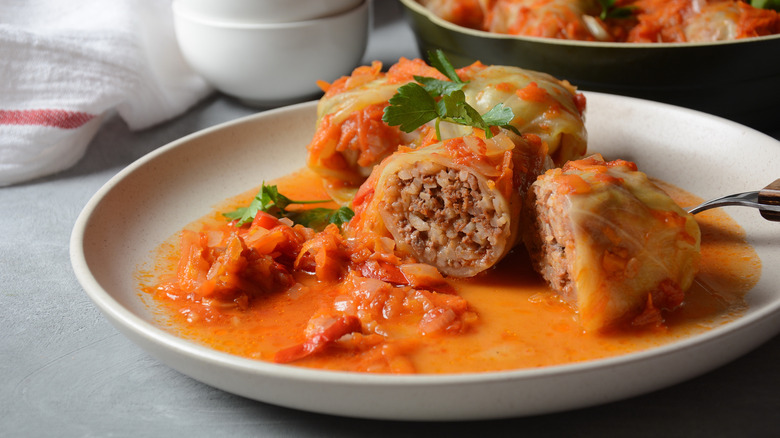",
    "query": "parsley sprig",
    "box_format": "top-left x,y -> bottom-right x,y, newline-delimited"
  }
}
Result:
382,50 -> 519,140
751,0 -> 780,10
223,183 -> 354,230
597,0 -> 636,20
